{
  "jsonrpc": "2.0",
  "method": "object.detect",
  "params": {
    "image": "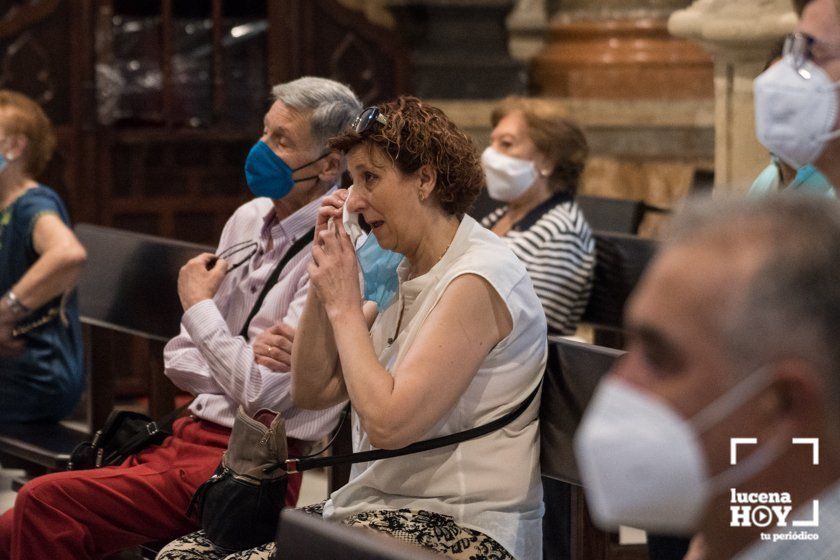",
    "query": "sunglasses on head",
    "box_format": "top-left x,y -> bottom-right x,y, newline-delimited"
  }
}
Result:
352,106 -> 388,134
